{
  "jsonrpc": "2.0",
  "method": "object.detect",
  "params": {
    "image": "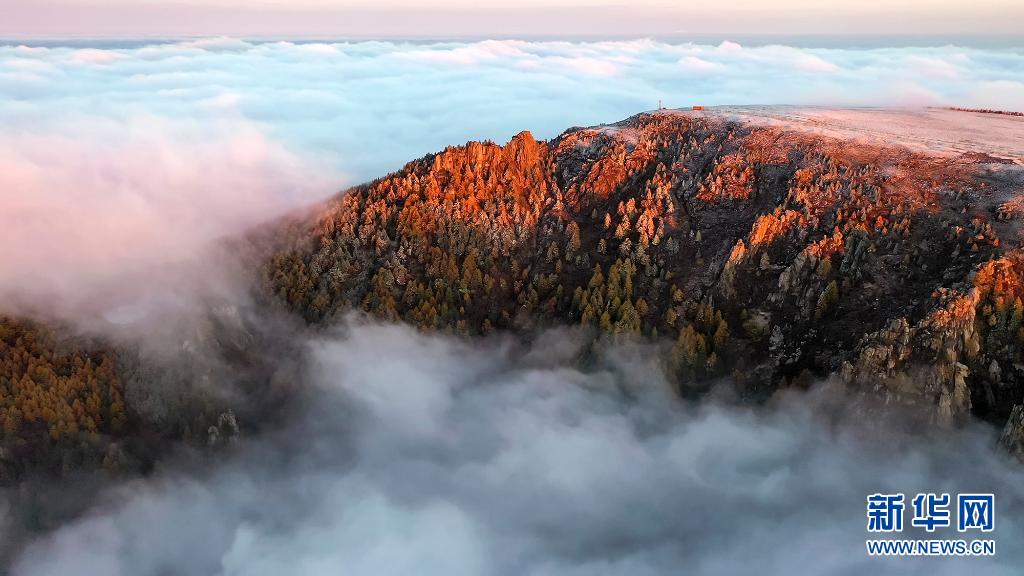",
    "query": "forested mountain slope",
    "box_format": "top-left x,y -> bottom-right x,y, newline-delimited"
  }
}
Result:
4,108 -> 1024,486
266,109 -> 1024,429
